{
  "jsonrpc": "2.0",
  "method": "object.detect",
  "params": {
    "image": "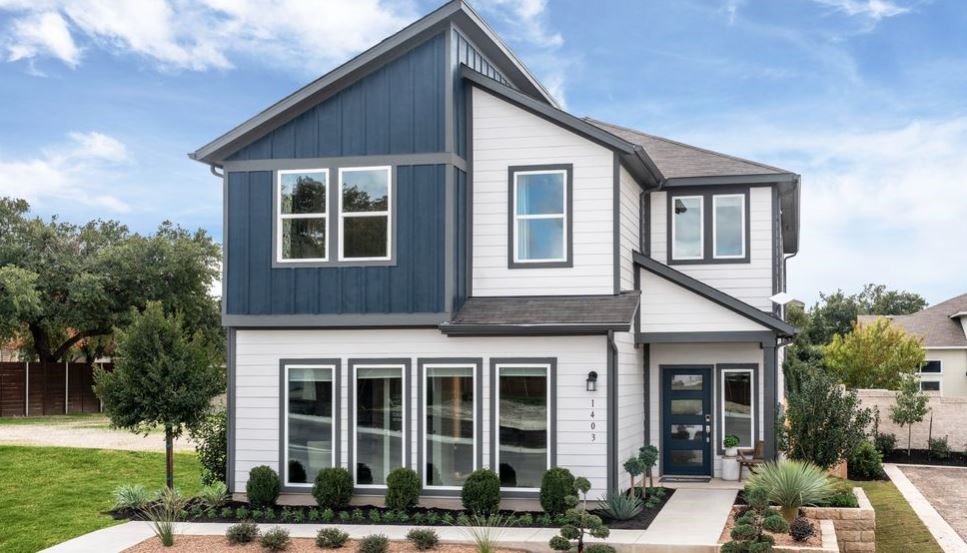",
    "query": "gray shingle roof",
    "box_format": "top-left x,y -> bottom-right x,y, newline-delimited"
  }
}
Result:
585,118 -> 793,179
440,292 -> 640,335
858,293 -> 967,348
